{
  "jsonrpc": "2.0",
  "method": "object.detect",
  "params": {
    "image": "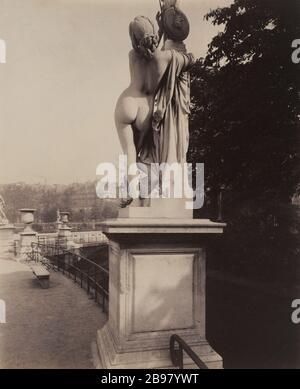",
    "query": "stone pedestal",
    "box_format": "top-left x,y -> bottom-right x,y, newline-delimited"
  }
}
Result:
96,218 -> 225,369
0,224 -> 15,257
56,221 -> 63,231
19,231 -> 37,258
58,212 -> 72,248
58,227 -> 72,250
58,226 -> 72,239
19,209 -> 37,258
